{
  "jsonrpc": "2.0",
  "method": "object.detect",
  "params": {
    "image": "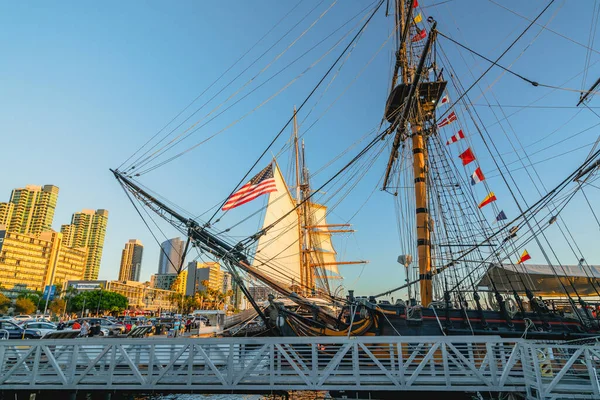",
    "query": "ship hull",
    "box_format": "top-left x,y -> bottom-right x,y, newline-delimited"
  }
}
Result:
274,303 -> 595,340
